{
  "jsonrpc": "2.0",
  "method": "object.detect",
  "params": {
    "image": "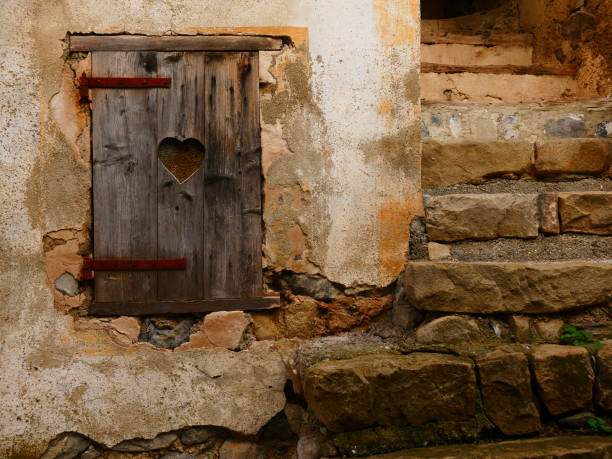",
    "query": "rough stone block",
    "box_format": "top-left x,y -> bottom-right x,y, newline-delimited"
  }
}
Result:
420,73 -> 583,105
140,318 -> 196,349
534,319 -> 565,343
558,192 -> 612,235
508,315 -> 533,343
427,242 -> 451,261
304,353 -> 478,432
422,141 -> 533,188
179,427 -> 218,447
476,350 -> 541,435
250,313 -> 282,341
281,299 -> 319,339
424,193 -> 539,242
40,433 -> 90,459
415,316 -> 483,345
535,139 -> 610,177
532,345 -> 594,416
595,345 -> 612,412
403,261 -> 612,314
284,273 -> 342,300
544,114 -> 586,138
538,193 -> 560,234
421,43 -> 532,67
106,316 -> 141,346
55,272 -> 79,296
202,311 -> 251,349
596,121 -> 612,138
